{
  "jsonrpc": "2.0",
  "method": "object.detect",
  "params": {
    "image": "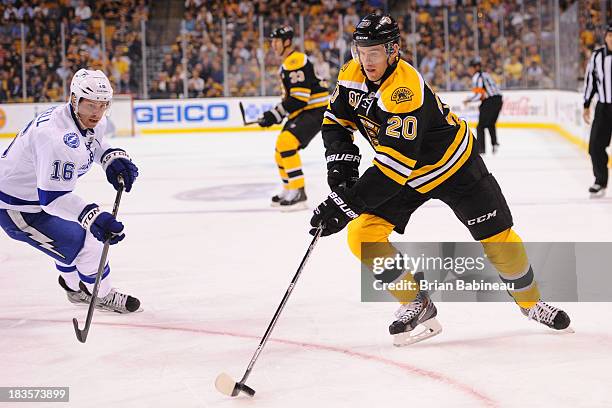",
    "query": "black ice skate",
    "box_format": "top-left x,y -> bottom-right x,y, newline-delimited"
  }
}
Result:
520,301 -> 572,332
389,291 -> 442,346
279,187 -> 308,211
79,282 -> 141,313
271,189 -> 288,207
58,275 -> 91,305
588,184 -> 606,198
